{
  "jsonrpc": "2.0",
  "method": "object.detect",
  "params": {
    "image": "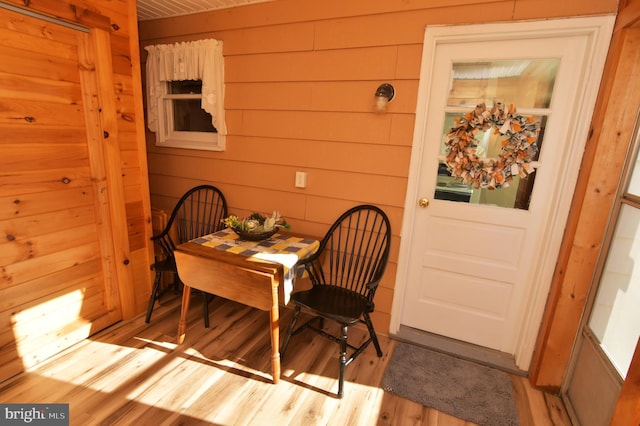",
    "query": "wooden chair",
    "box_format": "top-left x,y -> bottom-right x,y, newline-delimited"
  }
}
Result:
146,185 -> 228,326
280,204 -> 391,398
